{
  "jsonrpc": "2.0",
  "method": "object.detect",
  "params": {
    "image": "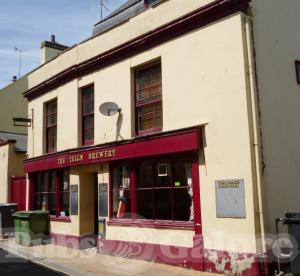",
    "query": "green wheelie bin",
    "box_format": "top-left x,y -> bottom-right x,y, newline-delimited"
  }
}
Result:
12,211 -> 49,246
